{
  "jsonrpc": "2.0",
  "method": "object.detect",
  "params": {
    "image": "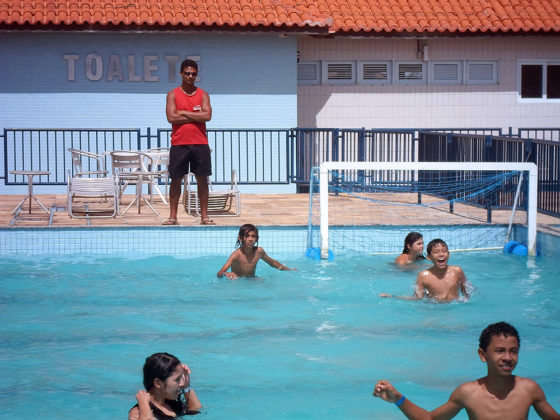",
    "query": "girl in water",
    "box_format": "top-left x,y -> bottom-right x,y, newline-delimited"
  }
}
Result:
217,223 -> 295,279
394,231 -> 426,266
